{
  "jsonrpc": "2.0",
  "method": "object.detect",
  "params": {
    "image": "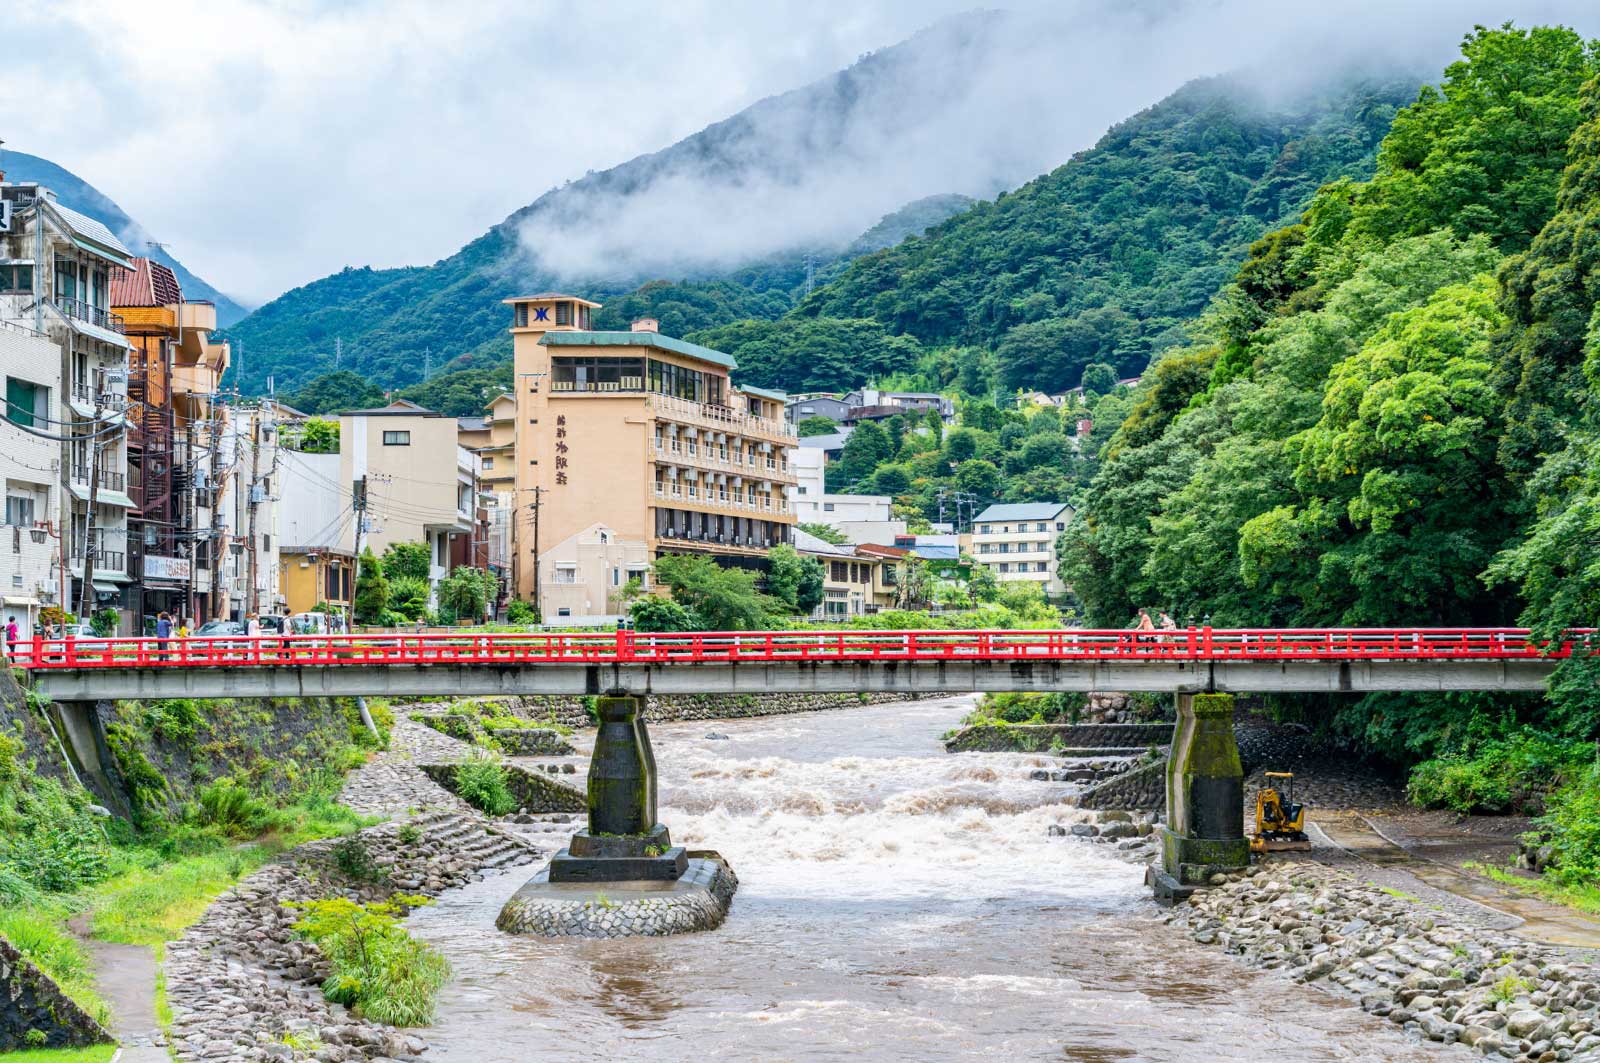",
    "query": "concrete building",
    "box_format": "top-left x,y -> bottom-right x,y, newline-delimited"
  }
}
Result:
785,394 -> 851,425
213,405 -> 284,620
796,492 -> 892,525
1,178 -> 136,631
971,502 -> 1075,596
842,389 -> 954,421
457,392 -> 516,601
505,295 -> 797,619
112,257 -> 236,626
796,429 -> 852,460
338,400 -> 479,590
277,448 -> 352,616
833,520 -> 910,547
